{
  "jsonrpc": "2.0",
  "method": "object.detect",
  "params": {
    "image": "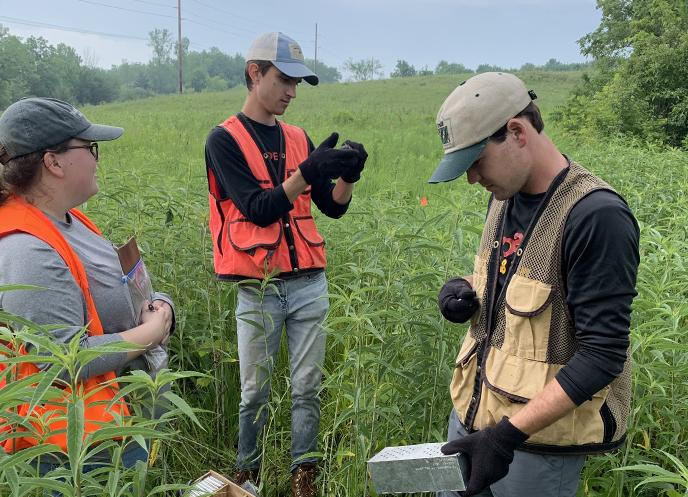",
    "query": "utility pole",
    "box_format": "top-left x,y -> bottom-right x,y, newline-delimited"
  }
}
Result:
314,23 -> 318,76
177,0 -> 183,94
